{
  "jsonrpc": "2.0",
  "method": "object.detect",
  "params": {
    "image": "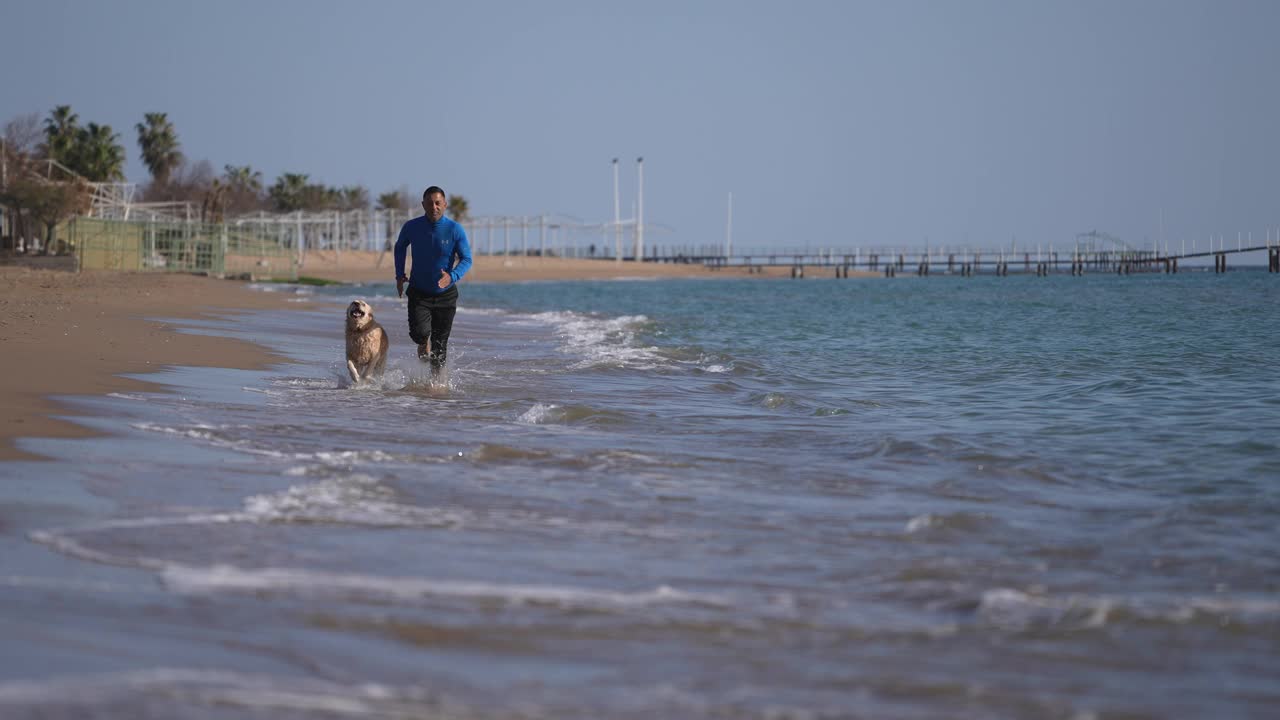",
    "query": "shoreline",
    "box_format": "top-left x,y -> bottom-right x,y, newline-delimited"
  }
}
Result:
0,267 -> 308,461
0,255 -> 875,461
